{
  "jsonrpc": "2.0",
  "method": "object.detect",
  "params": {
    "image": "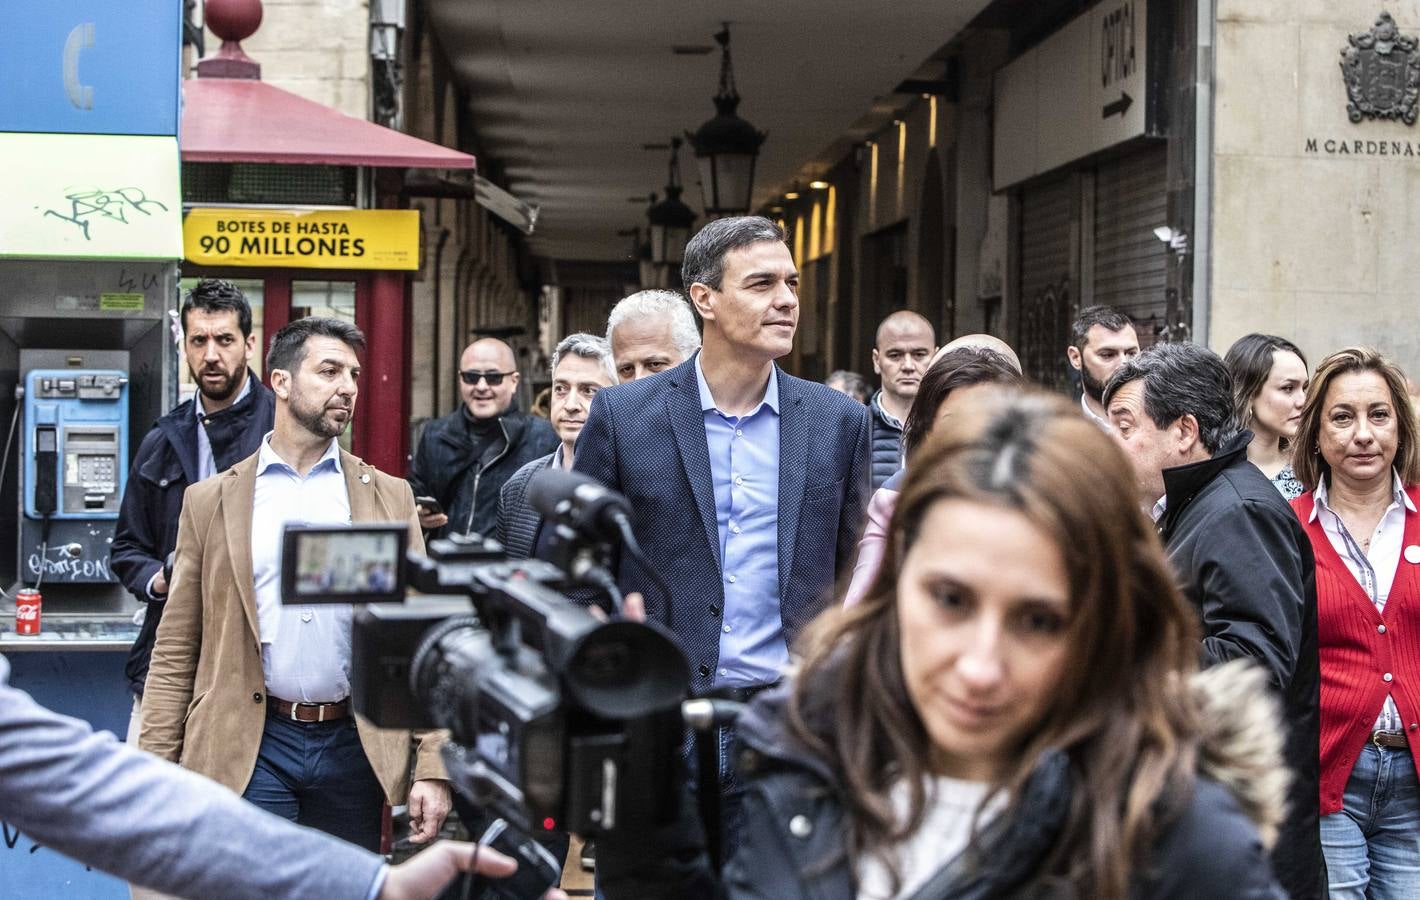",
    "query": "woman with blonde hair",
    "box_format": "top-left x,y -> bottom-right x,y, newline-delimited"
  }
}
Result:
601,393 -> 1287,899
1289,347 -> 1420,898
